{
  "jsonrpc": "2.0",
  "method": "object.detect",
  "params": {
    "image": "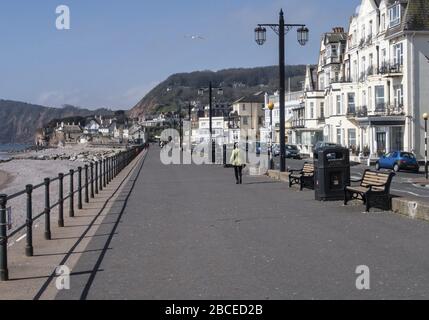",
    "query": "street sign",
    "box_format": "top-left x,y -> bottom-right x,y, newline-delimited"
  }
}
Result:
7,207 -> 12,230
